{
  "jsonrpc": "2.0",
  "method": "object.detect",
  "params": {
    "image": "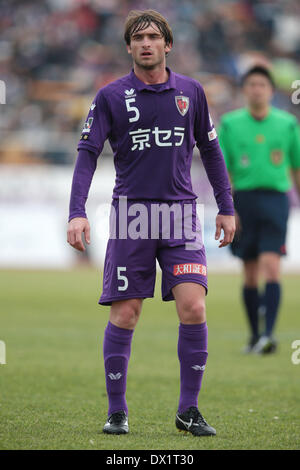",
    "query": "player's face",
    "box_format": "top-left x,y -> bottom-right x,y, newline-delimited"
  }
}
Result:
243,74 -> 273,108
127,23 -> 172,70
